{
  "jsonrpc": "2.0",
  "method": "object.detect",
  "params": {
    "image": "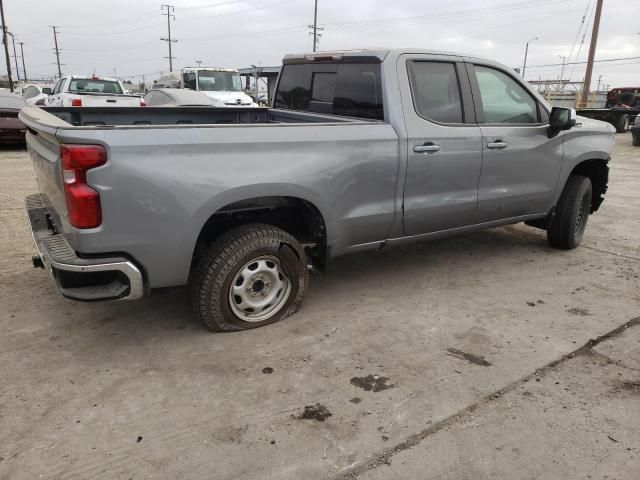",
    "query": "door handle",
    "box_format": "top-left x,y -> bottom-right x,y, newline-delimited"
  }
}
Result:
487,141 -> 508,149
414,143 -> 441,154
